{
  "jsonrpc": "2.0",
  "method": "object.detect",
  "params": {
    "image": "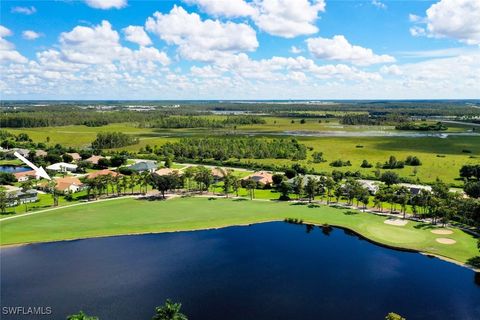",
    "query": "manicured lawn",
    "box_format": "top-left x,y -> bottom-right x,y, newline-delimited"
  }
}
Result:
1,197 -> 478,266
